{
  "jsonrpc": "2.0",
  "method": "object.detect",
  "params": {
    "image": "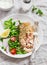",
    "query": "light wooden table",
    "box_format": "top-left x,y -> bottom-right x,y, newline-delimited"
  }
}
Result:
0,0 -> 47,65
